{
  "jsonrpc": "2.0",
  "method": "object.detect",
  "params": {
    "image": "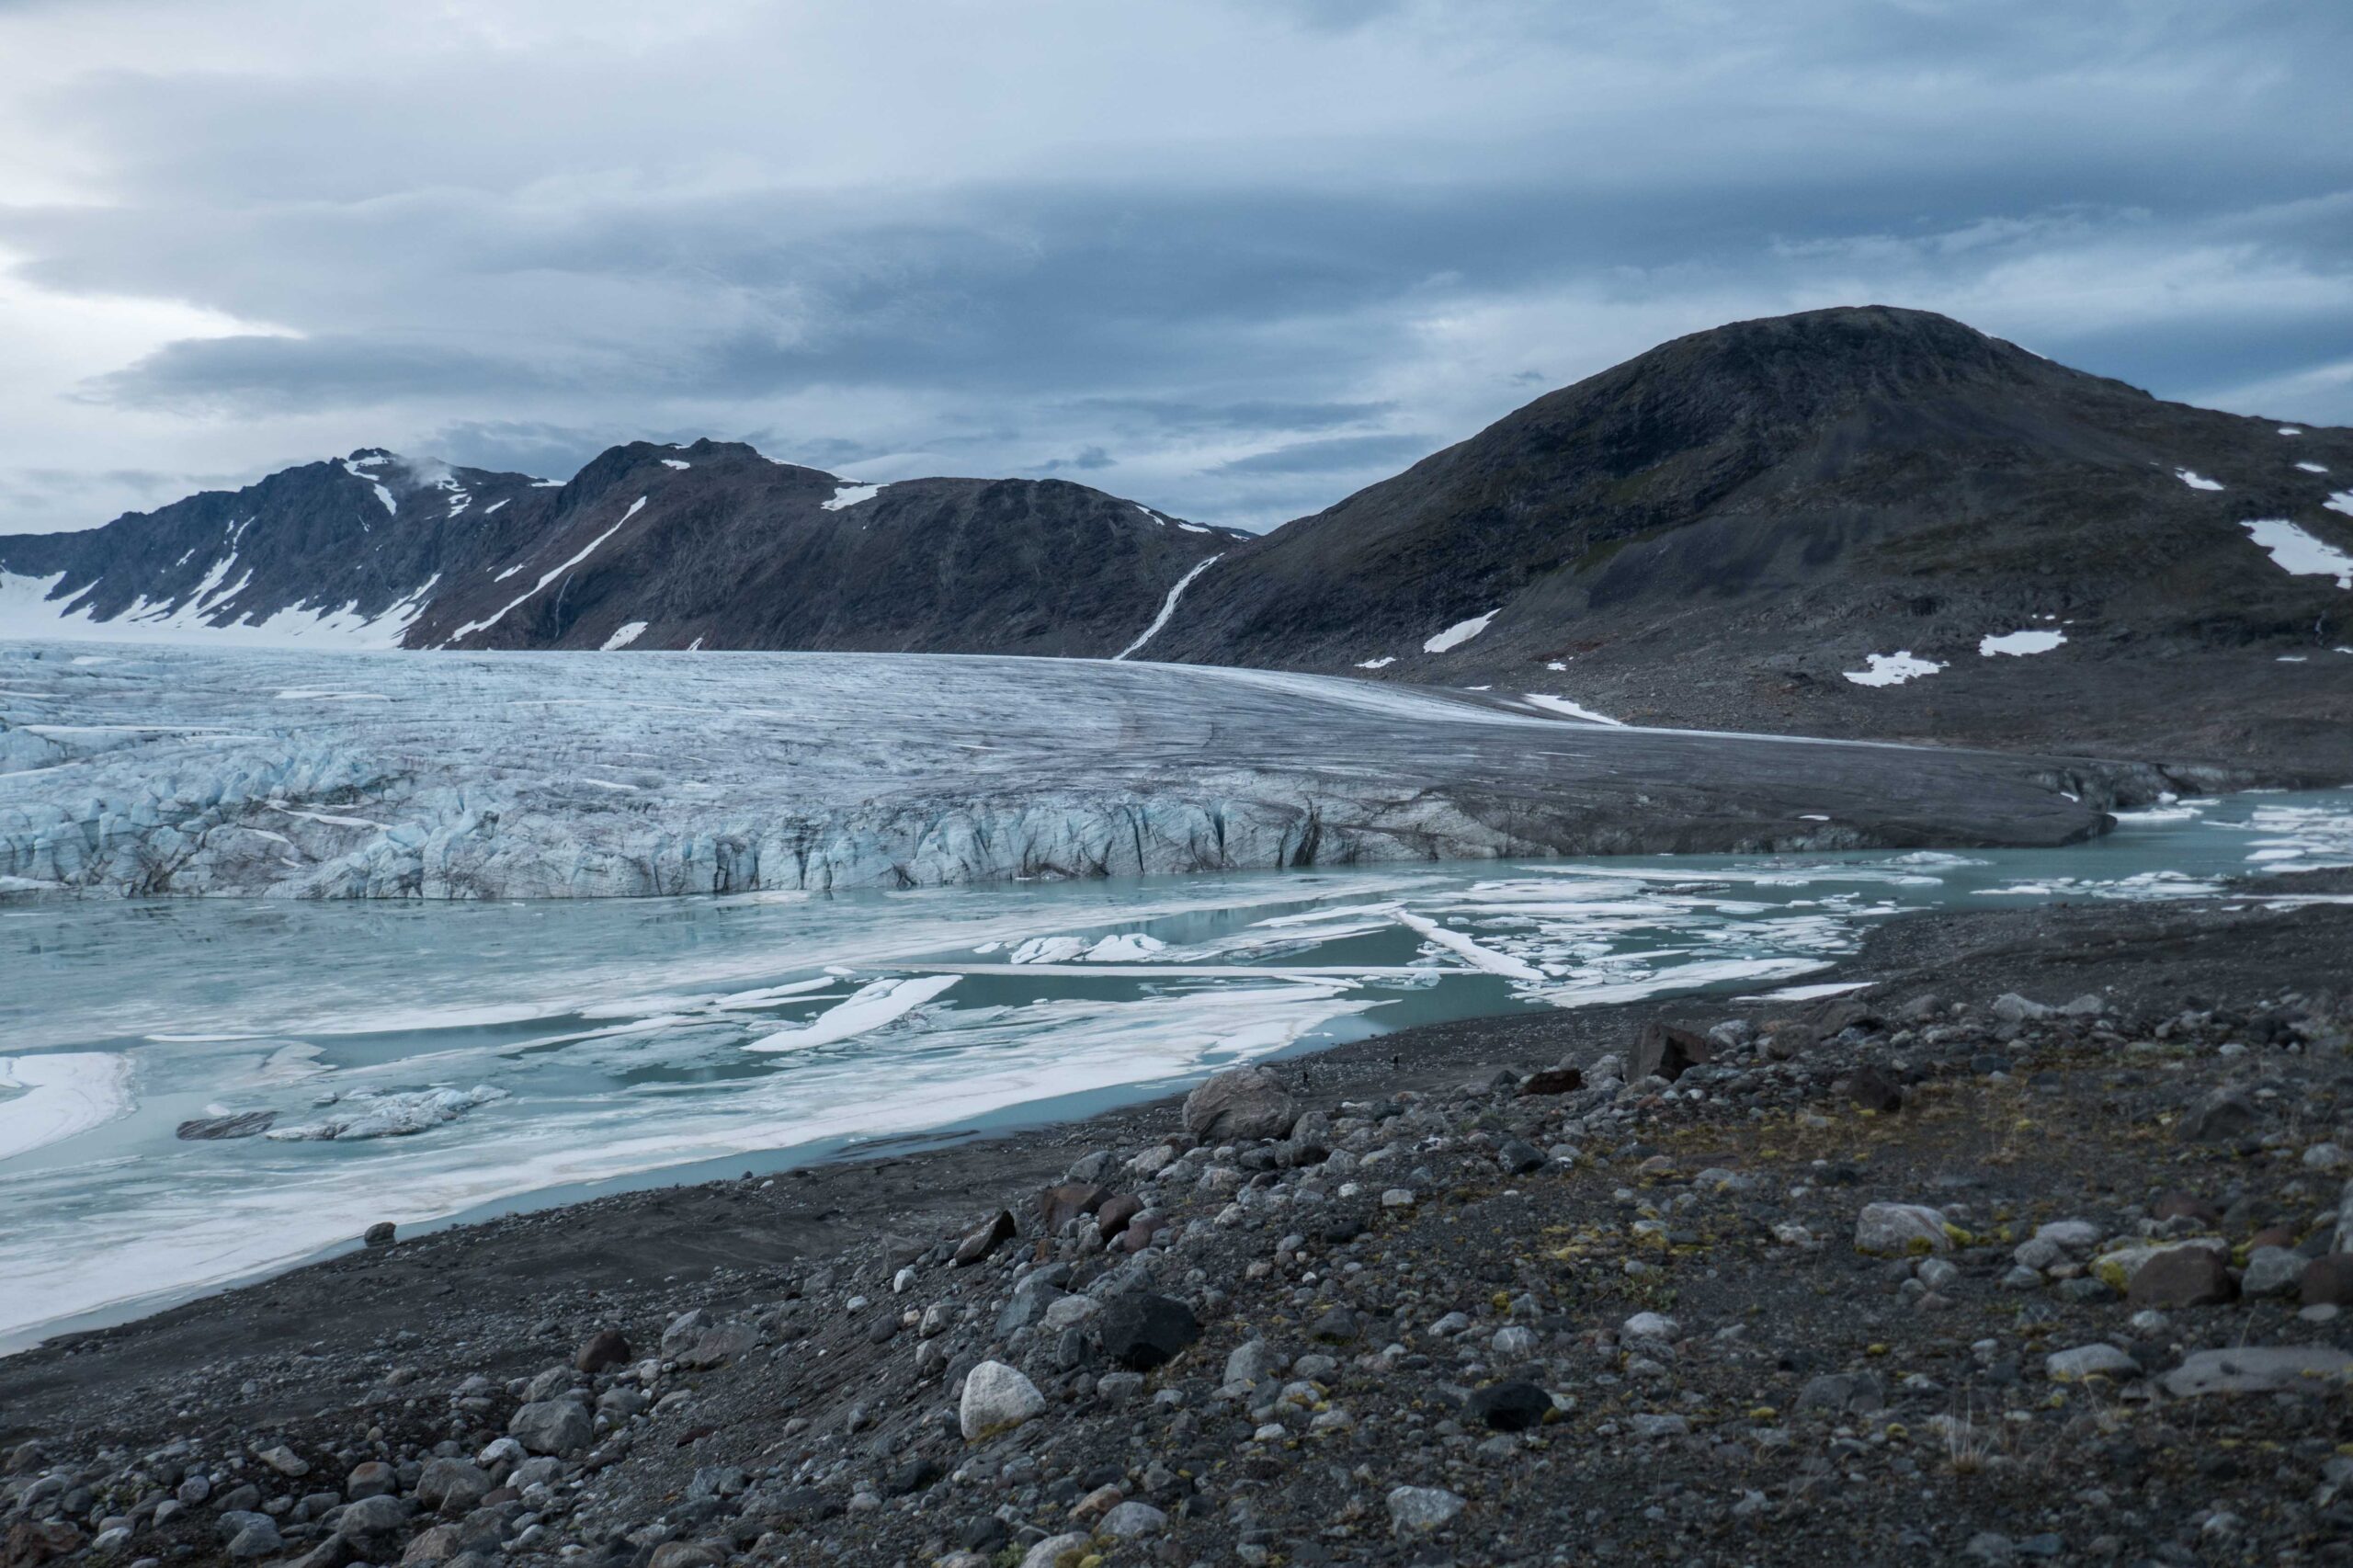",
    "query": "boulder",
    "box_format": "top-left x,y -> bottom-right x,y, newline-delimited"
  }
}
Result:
414,1459 -> 492,1514
953,1210 -> 1017,1267
1518,1068 -> 1584,1096
1465,1381 -> 1551,1431
1853,1203 -> 1952,1256
1631,1021 -> 1710,1084
2161,1345 -> 2353,1398
1183,1065 -> 1300,1142
2240,1246 -> 2305,1299
2125,1245 -> 2236,1308
507,1399 -> 594,1457
1017,1535 -> 1093,1568
2044,1343 -> 2137,1382
1037,1183 -> 1108,1234
1847,1066 -> 1904,1114
2301,1253 -> 2353,1307
1495,1139 -> 1546,1175
1097,1292 -> 1200,1369
1387,1485 -> 1466,1535
2177,1087 -> 2256,1142
362,1221 -> 397,1248
1222,1339 -> 1286,1392
674,1323 -> 756,1369
1098,1501 -> 1168,1539
574,1328 -> 632,1373
345,1460 -> 398,1500
960,1360 -> 1047,1440
1095,1194 -> 1144,1240
1795,1372 -> 1883,1414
